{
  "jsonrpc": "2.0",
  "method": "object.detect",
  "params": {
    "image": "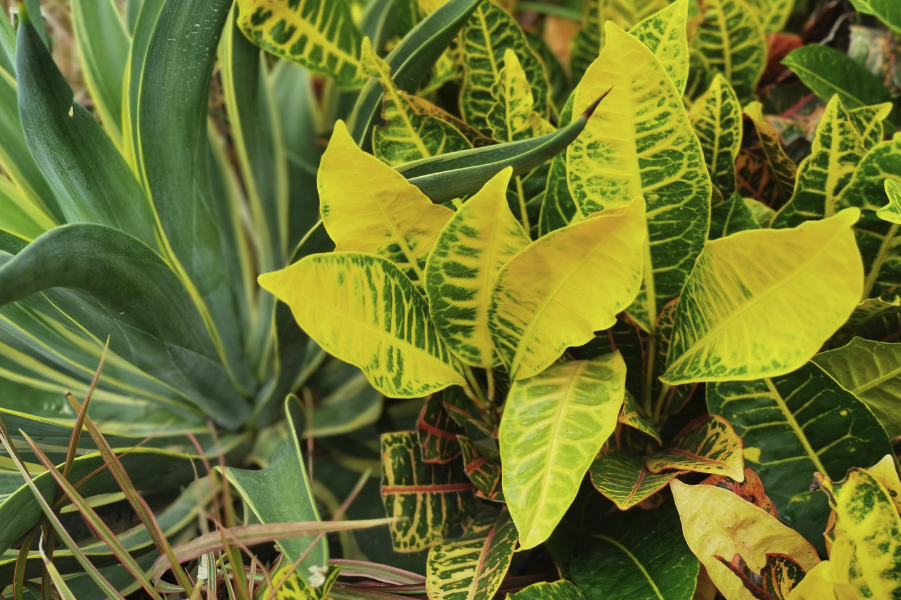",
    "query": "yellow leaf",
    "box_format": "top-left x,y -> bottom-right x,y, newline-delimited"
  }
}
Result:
489,197 -> 647,380
877,179 -> 901,225
646,415 -> 745,480
672,480 -> 820,600
663,208 -> 864,384
318,120 -> 454,286
425,168 -> 530,368
259,252 -> 465,398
